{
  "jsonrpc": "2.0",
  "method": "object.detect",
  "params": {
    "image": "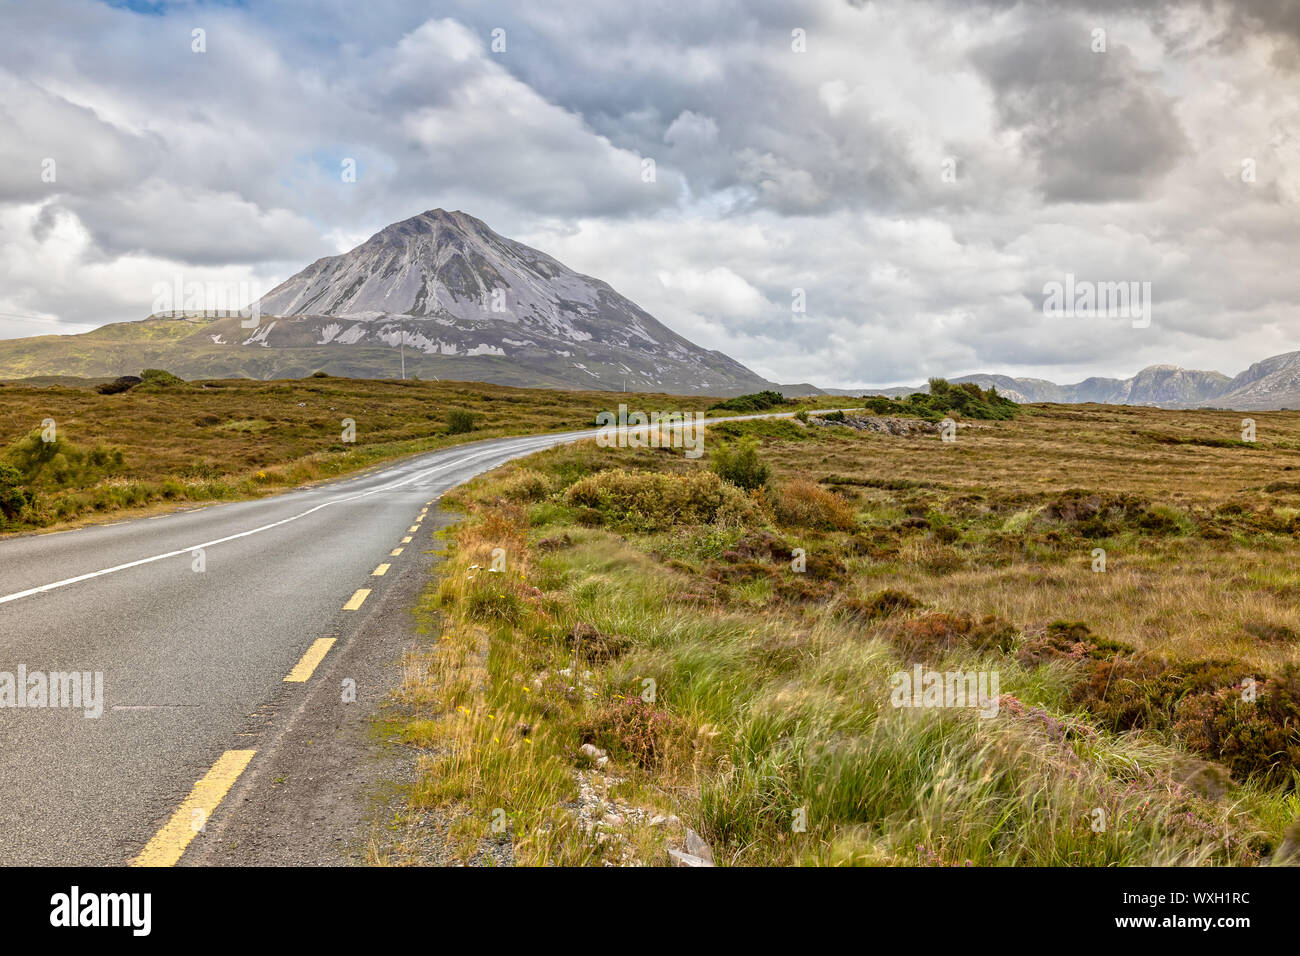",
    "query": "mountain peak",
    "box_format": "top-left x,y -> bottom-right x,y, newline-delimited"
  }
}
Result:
248,208 -> 774,393
413,207 -> 472,224
366,207 -> 479,244
261,208 -> 574,321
